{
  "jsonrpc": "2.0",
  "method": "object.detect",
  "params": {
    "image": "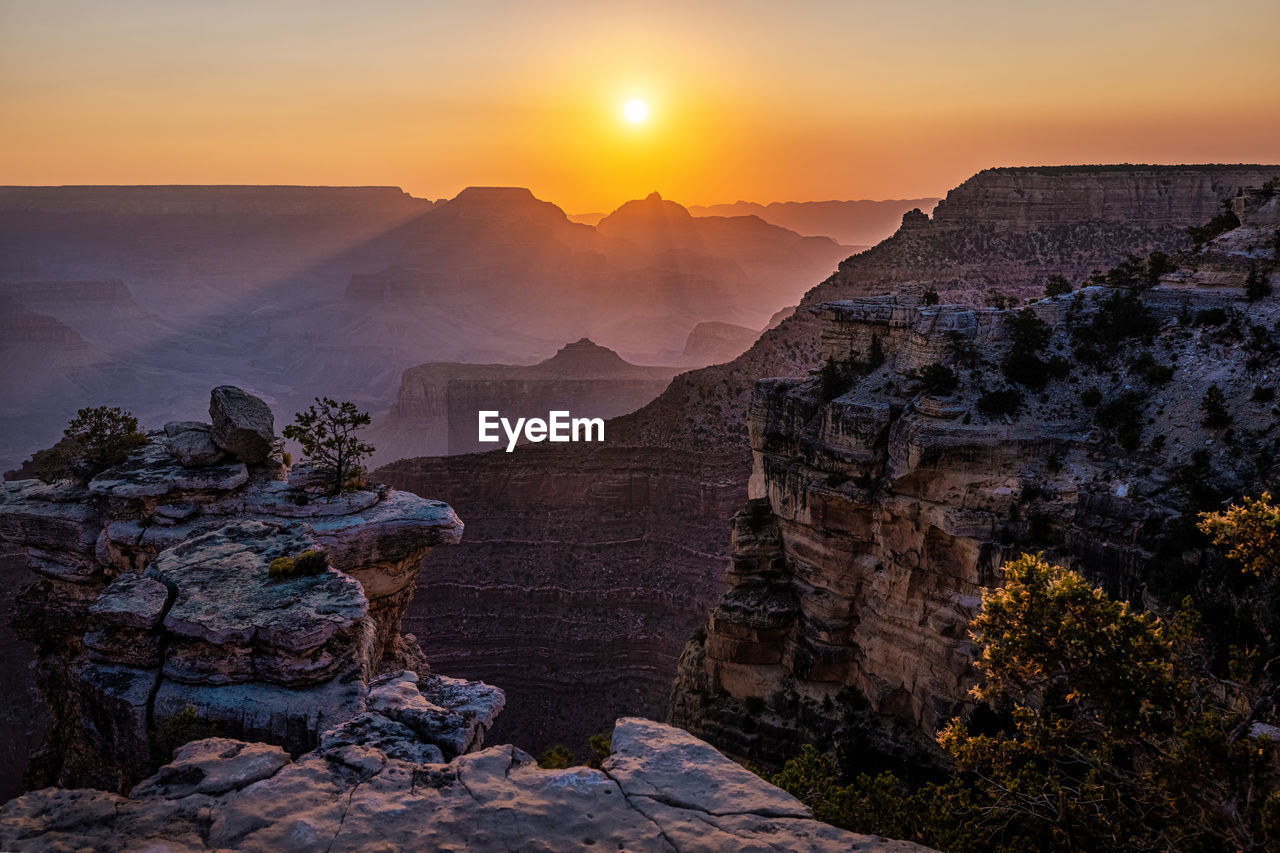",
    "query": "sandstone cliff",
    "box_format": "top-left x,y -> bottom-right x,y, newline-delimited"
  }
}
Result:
378,165 -> 1279,763
0,386 -> 491,793
669,191 -> 1280,768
